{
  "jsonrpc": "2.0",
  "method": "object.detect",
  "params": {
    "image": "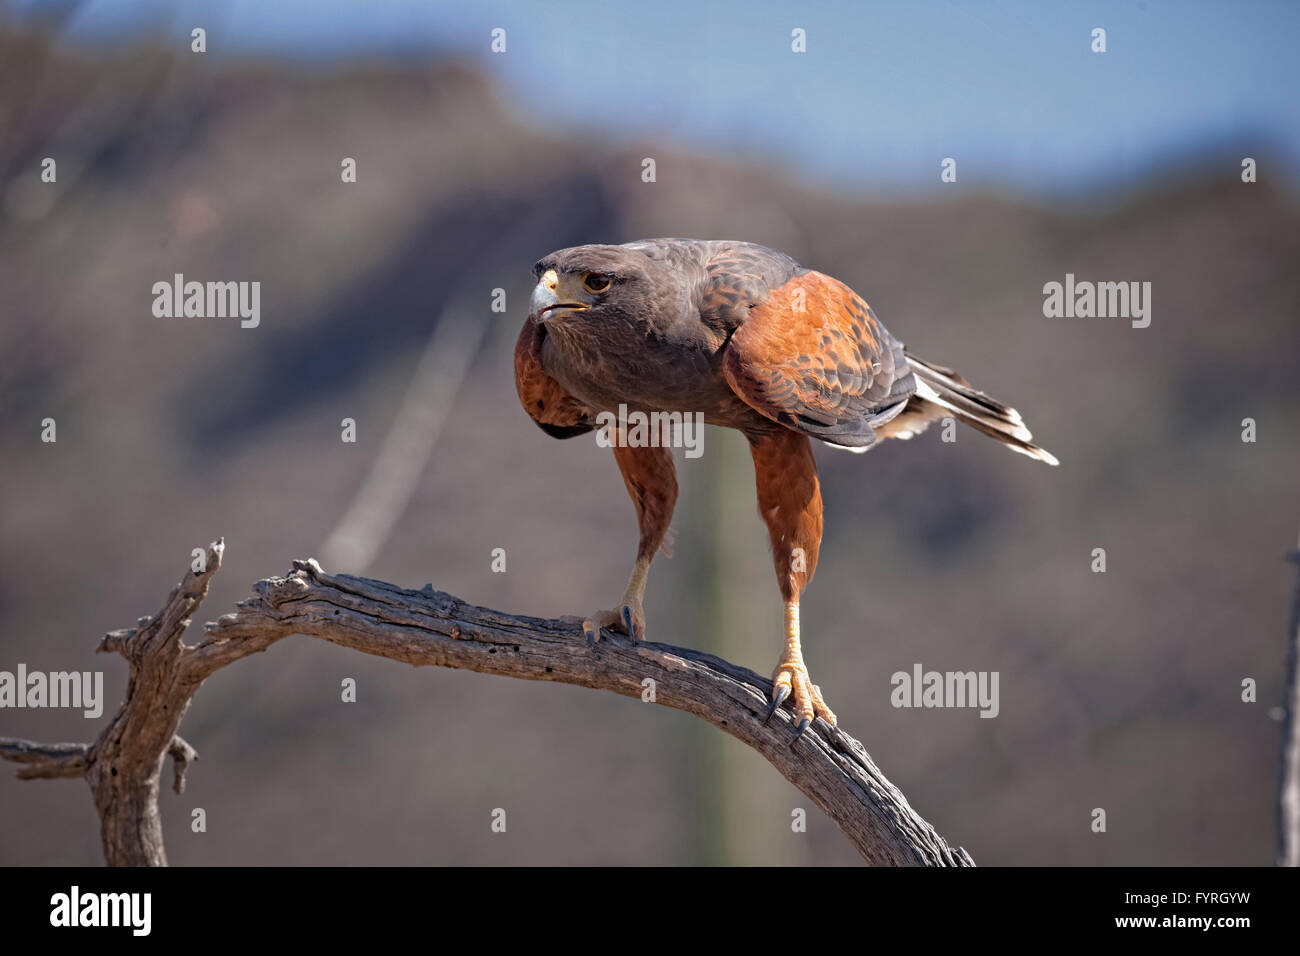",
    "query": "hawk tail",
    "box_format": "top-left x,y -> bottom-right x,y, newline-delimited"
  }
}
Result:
887,353 -> 1059,466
